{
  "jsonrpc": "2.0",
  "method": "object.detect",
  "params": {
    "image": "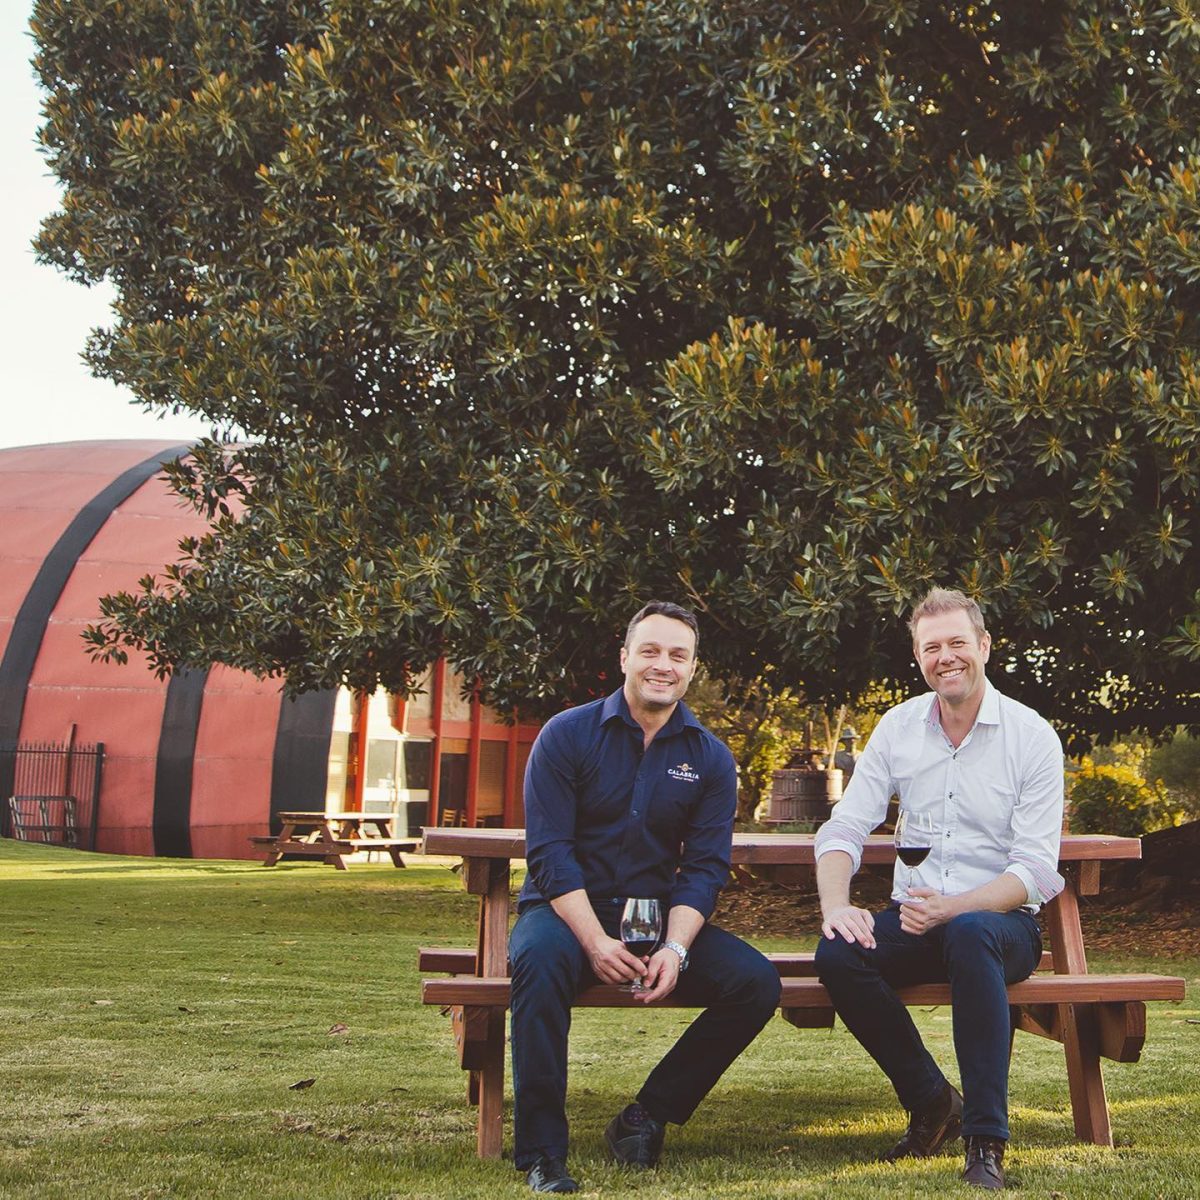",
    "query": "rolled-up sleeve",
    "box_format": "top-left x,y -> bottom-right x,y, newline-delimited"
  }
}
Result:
814,711 -> 896,872
669,749 -> 737,919
523,718 -> 587,900
1005,723 -> 1066,905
